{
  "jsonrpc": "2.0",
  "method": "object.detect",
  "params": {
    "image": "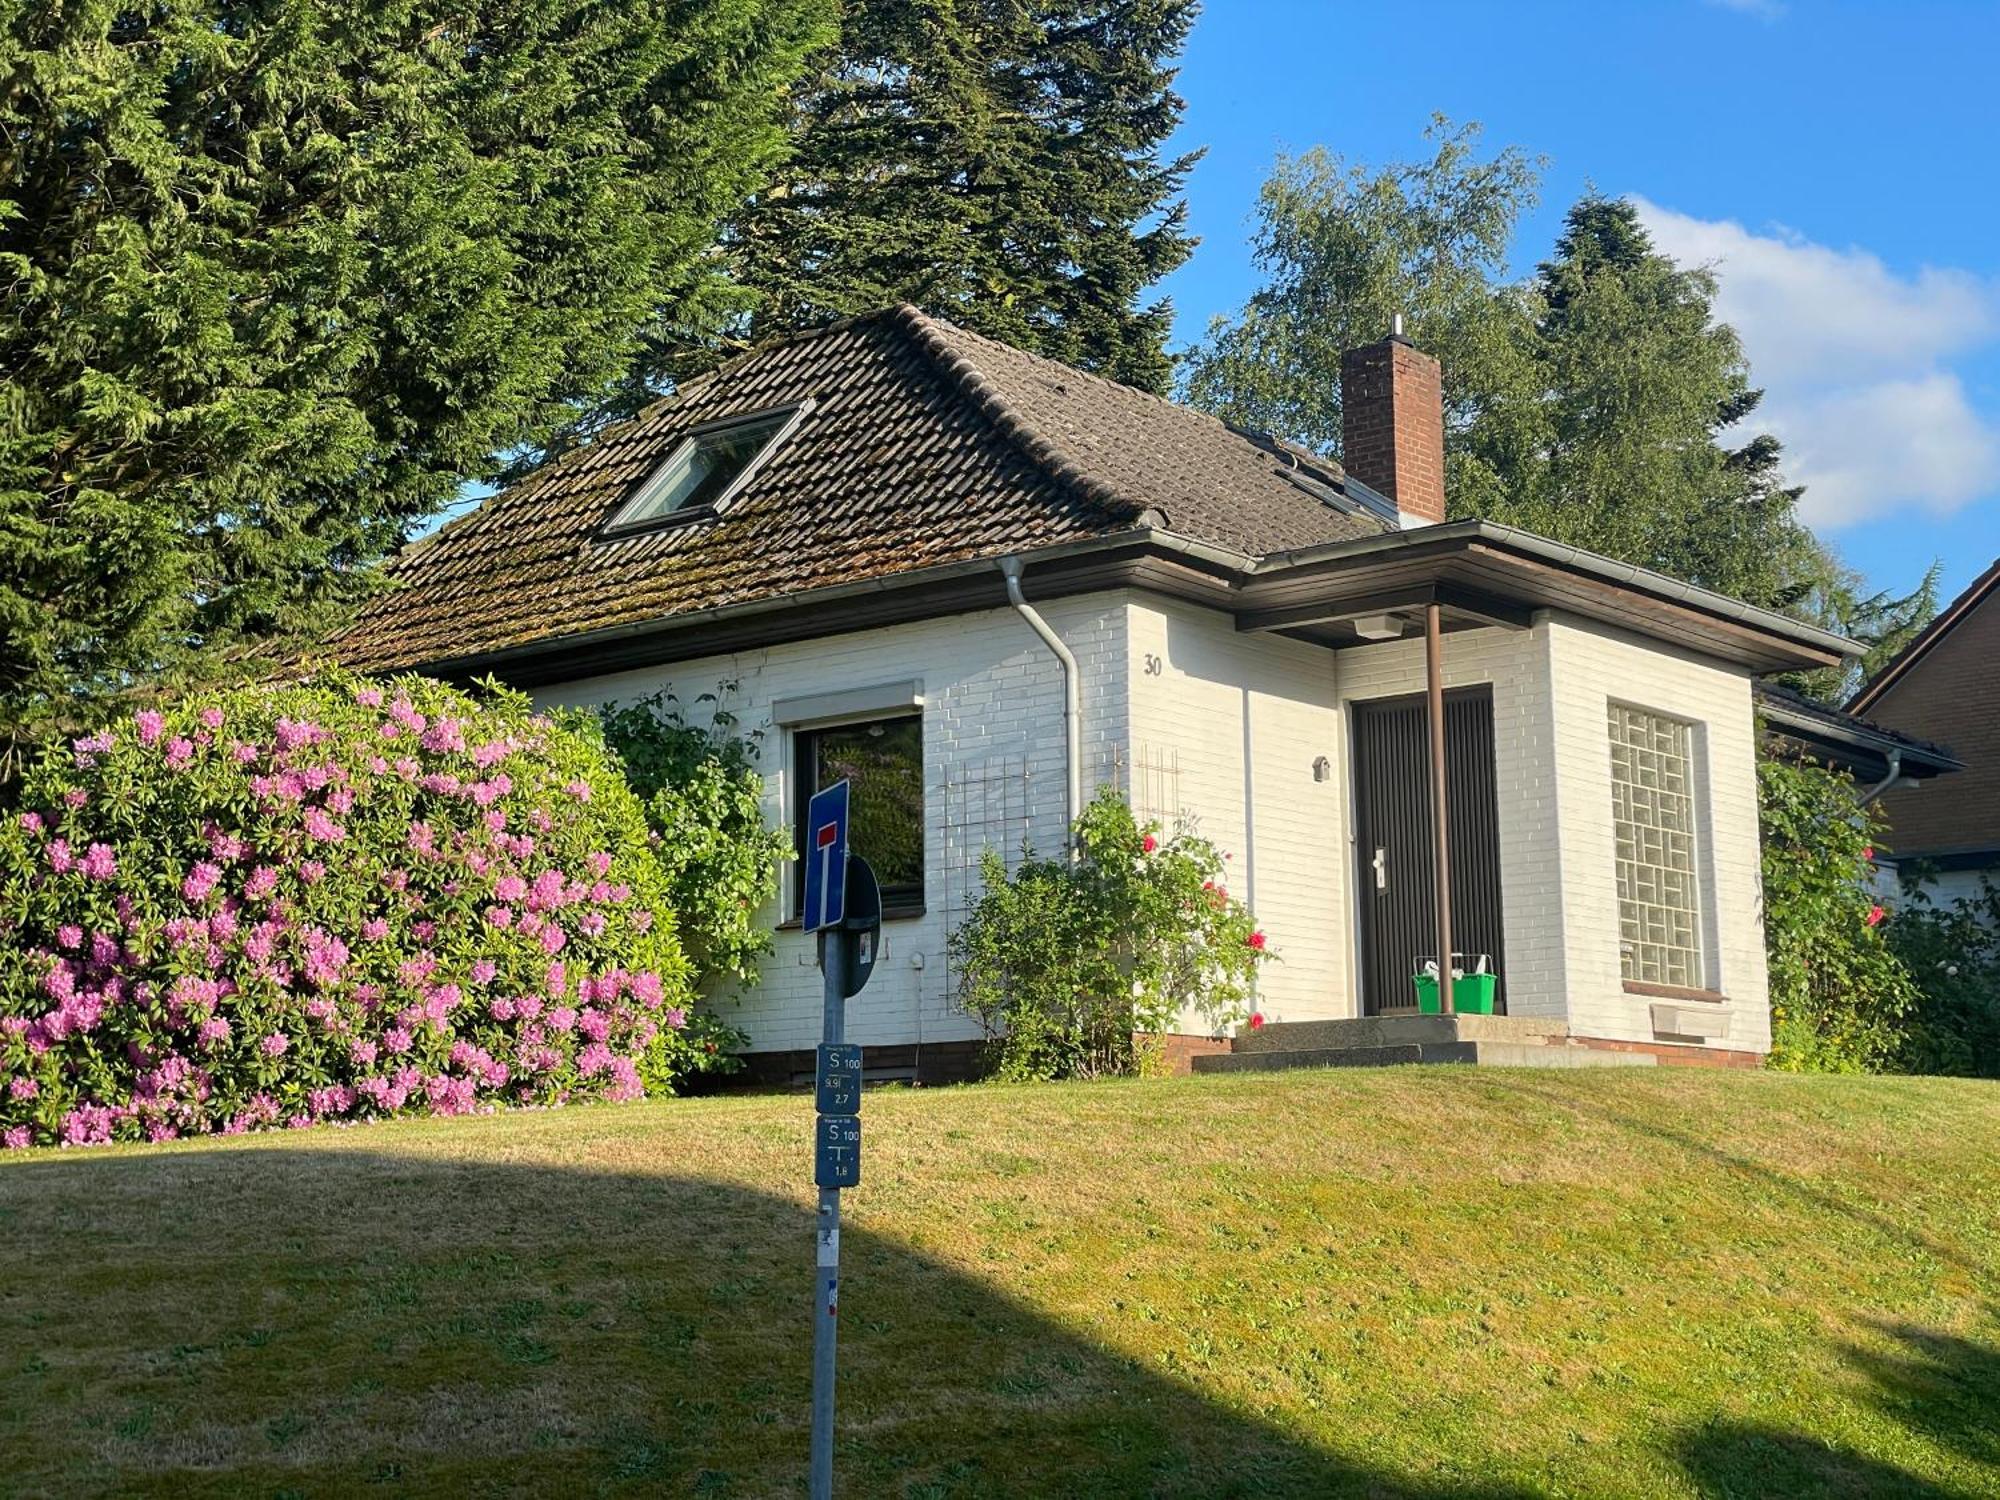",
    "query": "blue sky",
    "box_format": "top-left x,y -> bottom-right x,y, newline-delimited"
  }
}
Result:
1155,0 -> 2000,607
